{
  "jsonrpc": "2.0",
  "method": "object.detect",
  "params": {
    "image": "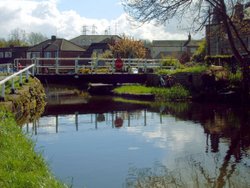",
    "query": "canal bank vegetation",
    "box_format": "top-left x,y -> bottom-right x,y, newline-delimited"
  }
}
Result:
113,84 -> 190,101
2,77 -> 46,125
0,108 -> 67,188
